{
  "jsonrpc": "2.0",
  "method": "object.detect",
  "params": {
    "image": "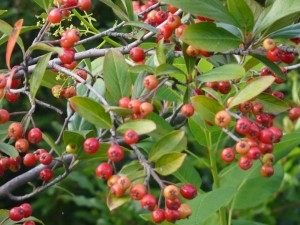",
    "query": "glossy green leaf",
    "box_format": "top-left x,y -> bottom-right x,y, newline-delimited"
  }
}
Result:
42,133 -> 61,156
198,58 -> 213,73
181,23 -> 242,52
191,95 -> 224,125
63,130 -> 85,150
155,39 -> 166,65
125,21 -> 158,33
40,70 -> 64,88
155,64 -> 186,76
29,43 -> 62,54
104,106 -> 133,117
268,23 -> 300,39
30,53 -> 52,99
229,76 -> 275,109
256,93 -> 290,114
252,54 -> 286,80
146,113 -> 173,136
155,152 -> 186,176
156,86 -> 182,102
69,96 -> 112,129
177,187 -> 236,225
34,0 -> 50,11
103,49 -> 131,104
201,87 -> 223,105
173,158 -> 202,187
243,57 -> 260,72
254,0 -> 300,35
119,161 -> 146,181
121,0 -> 135,21
244,0 -> 264,21
0,142 -> 18,158
227,0 -> 254,33
100,0 -> 129,21
198,64 -> 245,82
148,130 -> 187,162
128,64 -> 155,74
160,0 -> 237,25
117,119 -> 156,135
106,191 -> 129,211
